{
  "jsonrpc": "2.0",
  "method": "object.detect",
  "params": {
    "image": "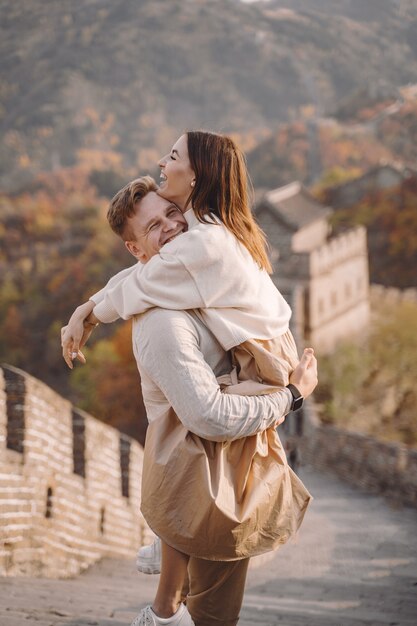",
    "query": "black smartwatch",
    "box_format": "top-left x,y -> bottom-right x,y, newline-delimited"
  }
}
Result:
286,383 -> 304,412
